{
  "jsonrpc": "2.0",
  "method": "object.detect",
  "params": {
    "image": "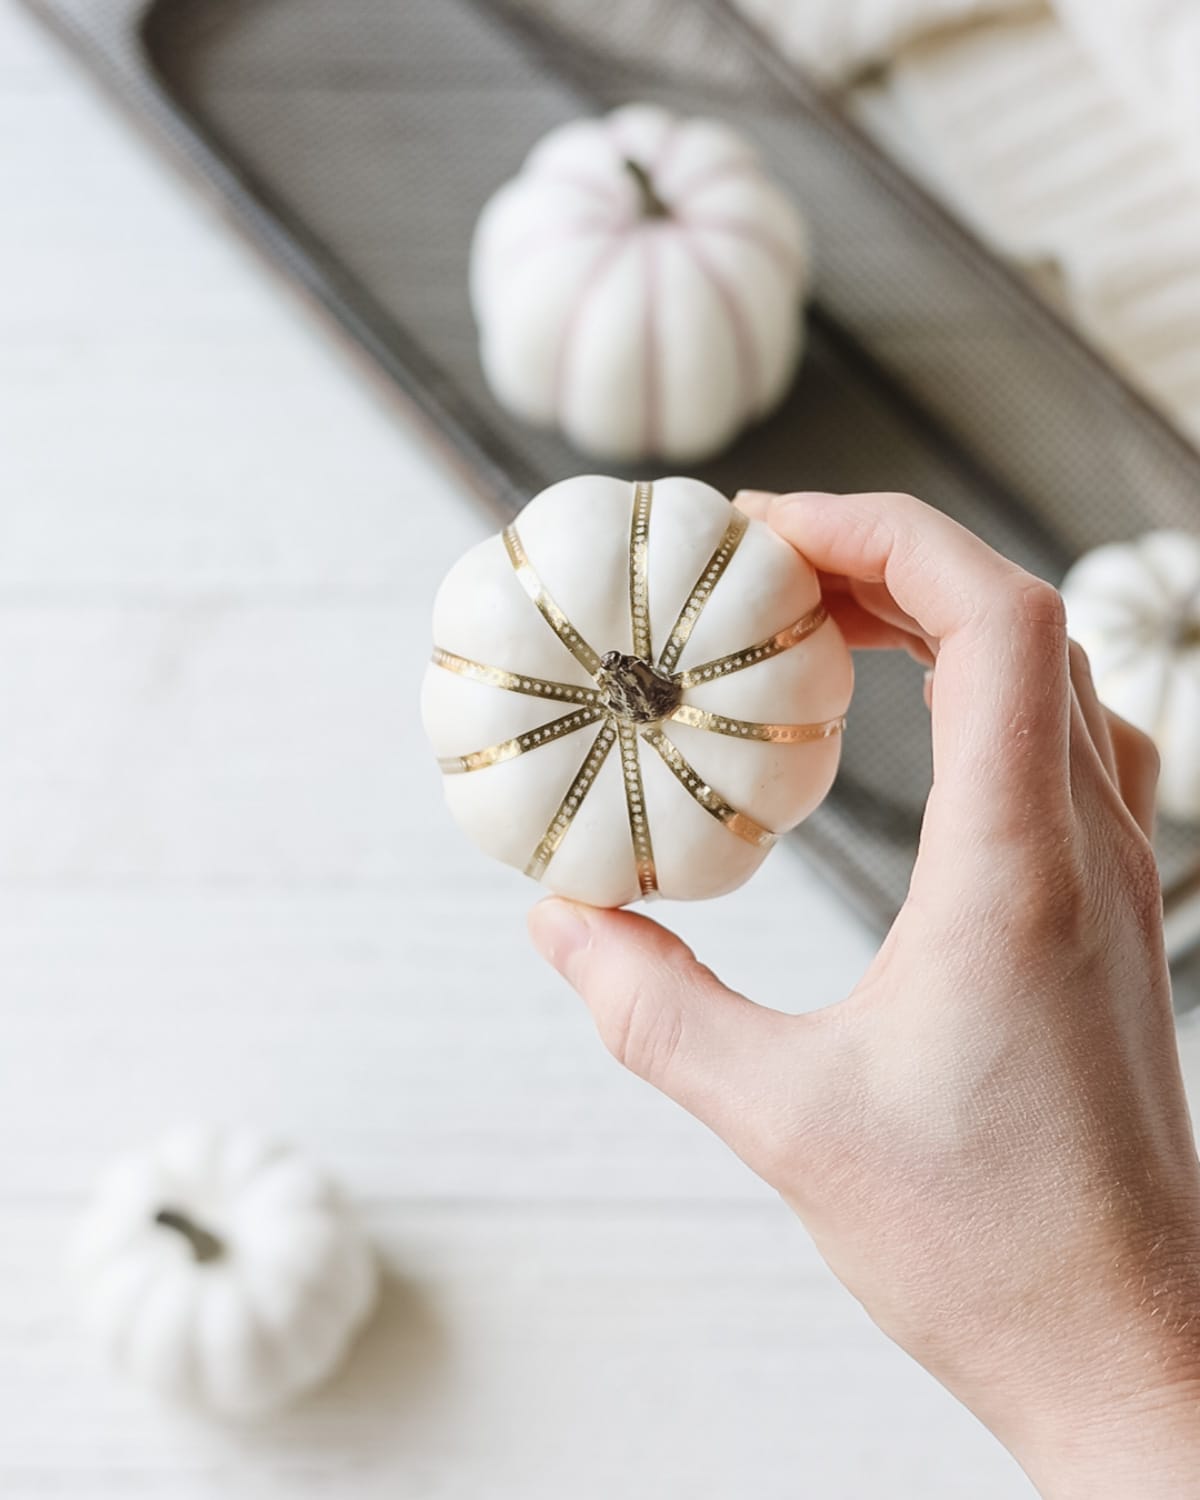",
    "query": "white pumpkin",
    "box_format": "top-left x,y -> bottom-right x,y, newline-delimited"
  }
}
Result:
1061,529 -> 1200,822
469,103 -> 810,462
71,1125 -> 378,1418
421,476 -> 853,906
